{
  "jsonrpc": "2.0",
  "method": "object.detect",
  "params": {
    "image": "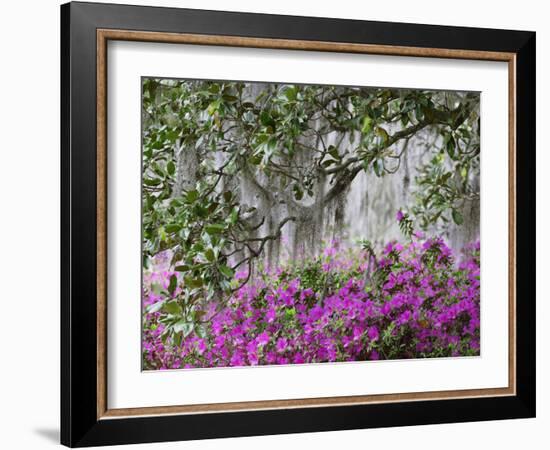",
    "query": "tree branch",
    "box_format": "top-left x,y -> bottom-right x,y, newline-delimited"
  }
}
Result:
231,216 -> 296,270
